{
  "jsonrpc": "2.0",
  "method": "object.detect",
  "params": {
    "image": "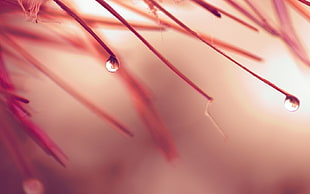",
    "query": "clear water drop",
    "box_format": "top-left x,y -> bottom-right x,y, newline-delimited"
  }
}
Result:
23,179 -> 44,194
284,95 -> 300,112
105,56 -> 120,73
